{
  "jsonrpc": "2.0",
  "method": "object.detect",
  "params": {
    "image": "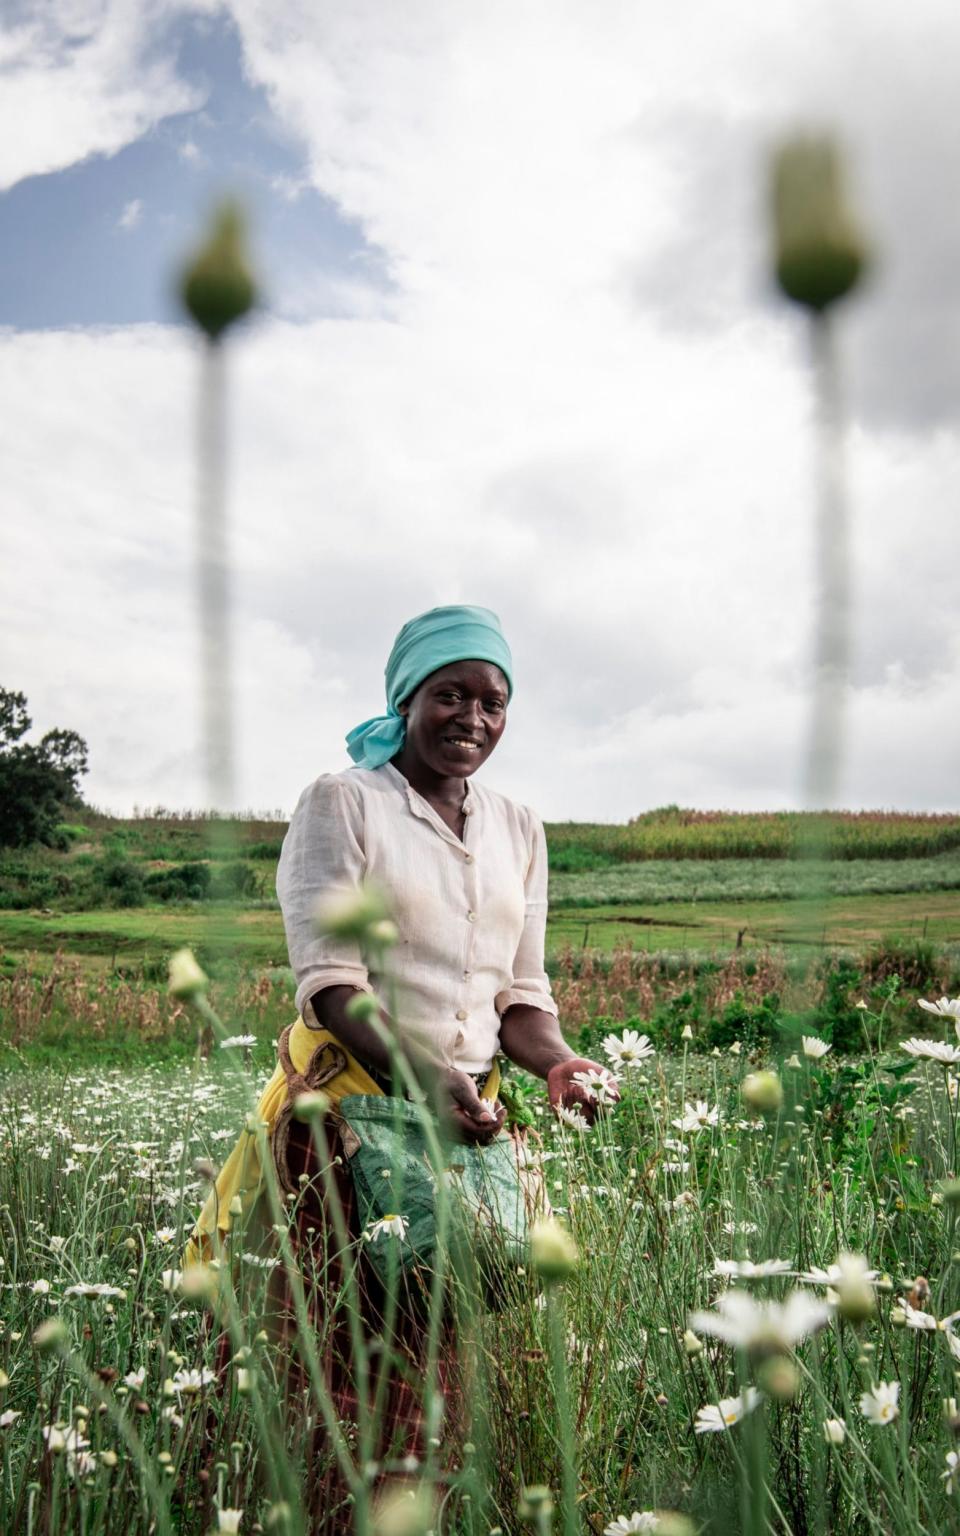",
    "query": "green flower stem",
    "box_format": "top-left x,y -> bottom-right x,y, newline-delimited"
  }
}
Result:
545,1283 -> 579,1536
